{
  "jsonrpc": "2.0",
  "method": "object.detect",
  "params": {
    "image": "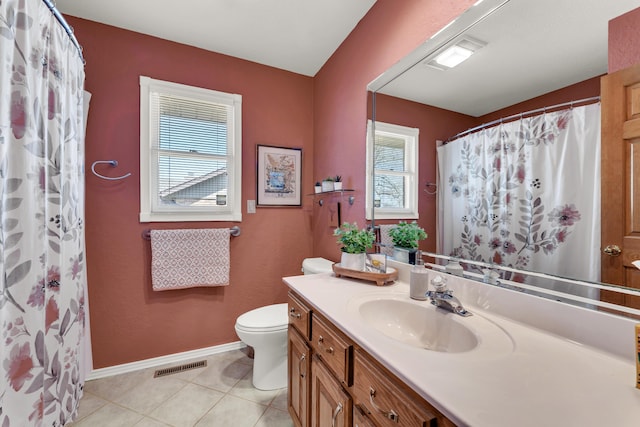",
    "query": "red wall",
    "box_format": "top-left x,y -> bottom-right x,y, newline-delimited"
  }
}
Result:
312,0 -> 476,260
608,7 -> 640,73
68,17 -> 315,368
